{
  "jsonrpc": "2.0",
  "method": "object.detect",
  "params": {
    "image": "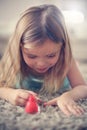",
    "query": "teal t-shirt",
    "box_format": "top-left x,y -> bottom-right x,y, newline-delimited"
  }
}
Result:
16,75 -> 43,92
15,74 -> 70,93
